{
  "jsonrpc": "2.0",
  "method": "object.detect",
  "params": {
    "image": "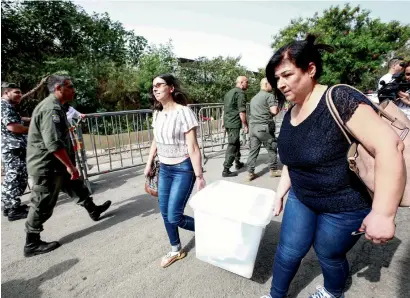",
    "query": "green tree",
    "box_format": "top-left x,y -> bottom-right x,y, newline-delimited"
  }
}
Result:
1,0 -> 147,113
136,41 -> 179,108
177,56 -> 261,103
271,4 -> 410,90
1,0 -> 264,114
